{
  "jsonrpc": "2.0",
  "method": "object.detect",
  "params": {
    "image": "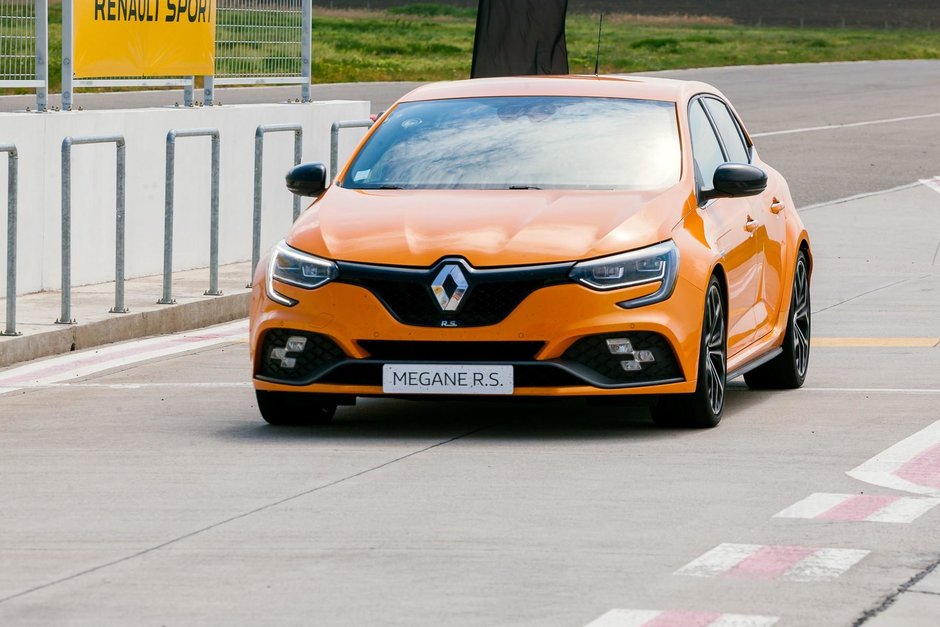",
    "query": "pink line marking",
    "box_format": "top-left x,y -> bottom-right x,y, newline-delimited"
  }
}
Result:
644,611 -> 721,627
724,545 -> 816,580
896,443 -> 940,490
818,494 -> 901,521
